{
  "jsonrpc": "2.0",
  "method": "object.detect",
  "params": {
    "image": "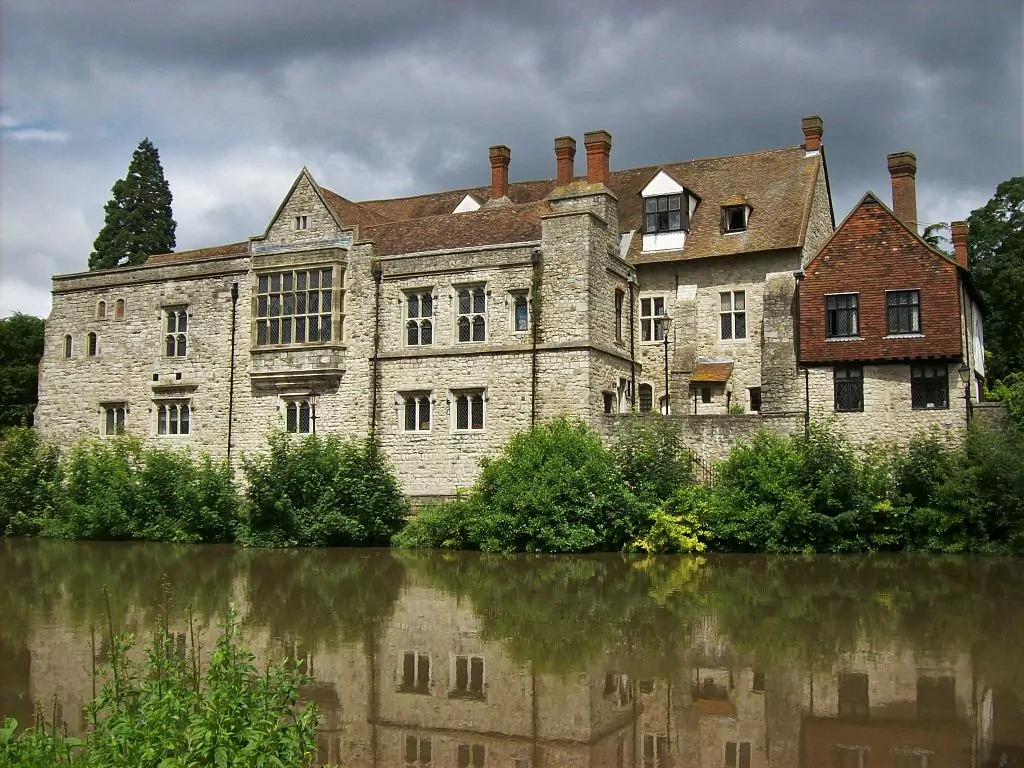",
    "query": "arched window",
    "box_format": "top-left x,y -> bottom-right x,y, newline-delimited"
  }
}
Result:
285,399 -> 313,434
97,300 -> 107,319
513,293 -> 529,332
114,299 -> 125,320
157,402 -> 190,435
165,308 -> 188,357
87,332 -> 98,357
63,335 -> 72,358
639,383 -> 653,413
456,287 -> 486,342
